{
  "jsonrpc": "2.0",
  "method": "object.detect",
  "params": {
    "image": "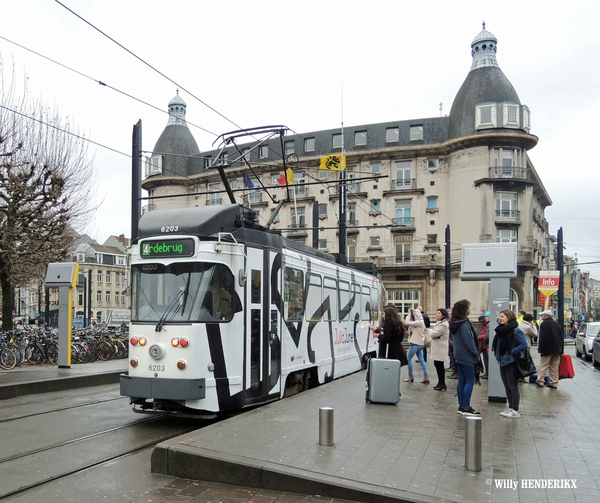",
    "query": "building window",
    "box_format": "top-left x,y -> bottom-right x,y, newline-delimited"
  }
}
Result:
409,126 -> 423,141
318,203 -> 328,218
496,229 -> 517,243
395,235 -> 411,263
348,237 -> 357,261
370,236 -> 381,248
304,137 -> 315,152
209,182 -> 222,205
291,207 -> 306,228
270,208 -> 280,223
395,160 -> 412,188
395,200 -> 412,225
97,290 -> 102,303
428,234 -> 437,244
230,180 -> 238,191
294,172 -> 306,197
386,127 -> 399,142
388,288 -> 420,318
504,104 -> 519,127
354,131 -> 367,146
332,133 -> 342,148
240,148 -> 251,163
259,145 -> 268,158
496,192 -> 517,219
319,170 -> 328,179
121,295 -> 125,305
78,292 -> 84,305
427,159 -> 439,171
476,103 -> 497,128
371,162 -> 381,174
248,181 -> 261,203
106,271 -> 111,284
370,199 -> 381,213
427,196 -> 438,209
106,292 -> 111,303
97,272 -> 102,283
318,239 -> 328,250
284,141 -> 295,155
523,106 -> 531,131
348,203 -> 357,226
494,148 -> 515,176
